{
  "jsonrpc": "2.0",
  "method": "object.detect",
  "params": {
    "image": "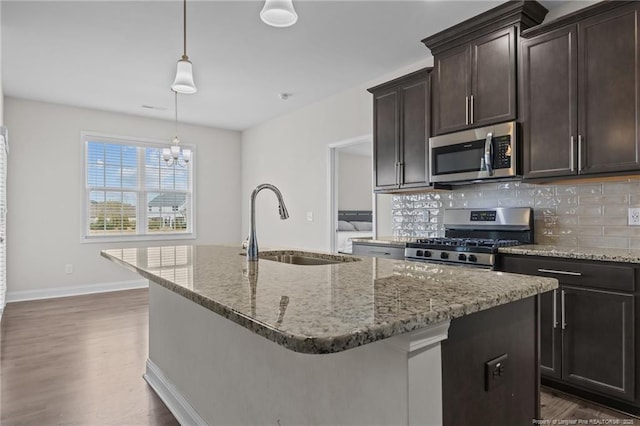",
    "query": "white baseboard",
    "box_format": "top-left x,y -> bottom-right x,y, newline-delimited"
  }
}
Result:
5,279 -> 148,303
144,359 -> 207,426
